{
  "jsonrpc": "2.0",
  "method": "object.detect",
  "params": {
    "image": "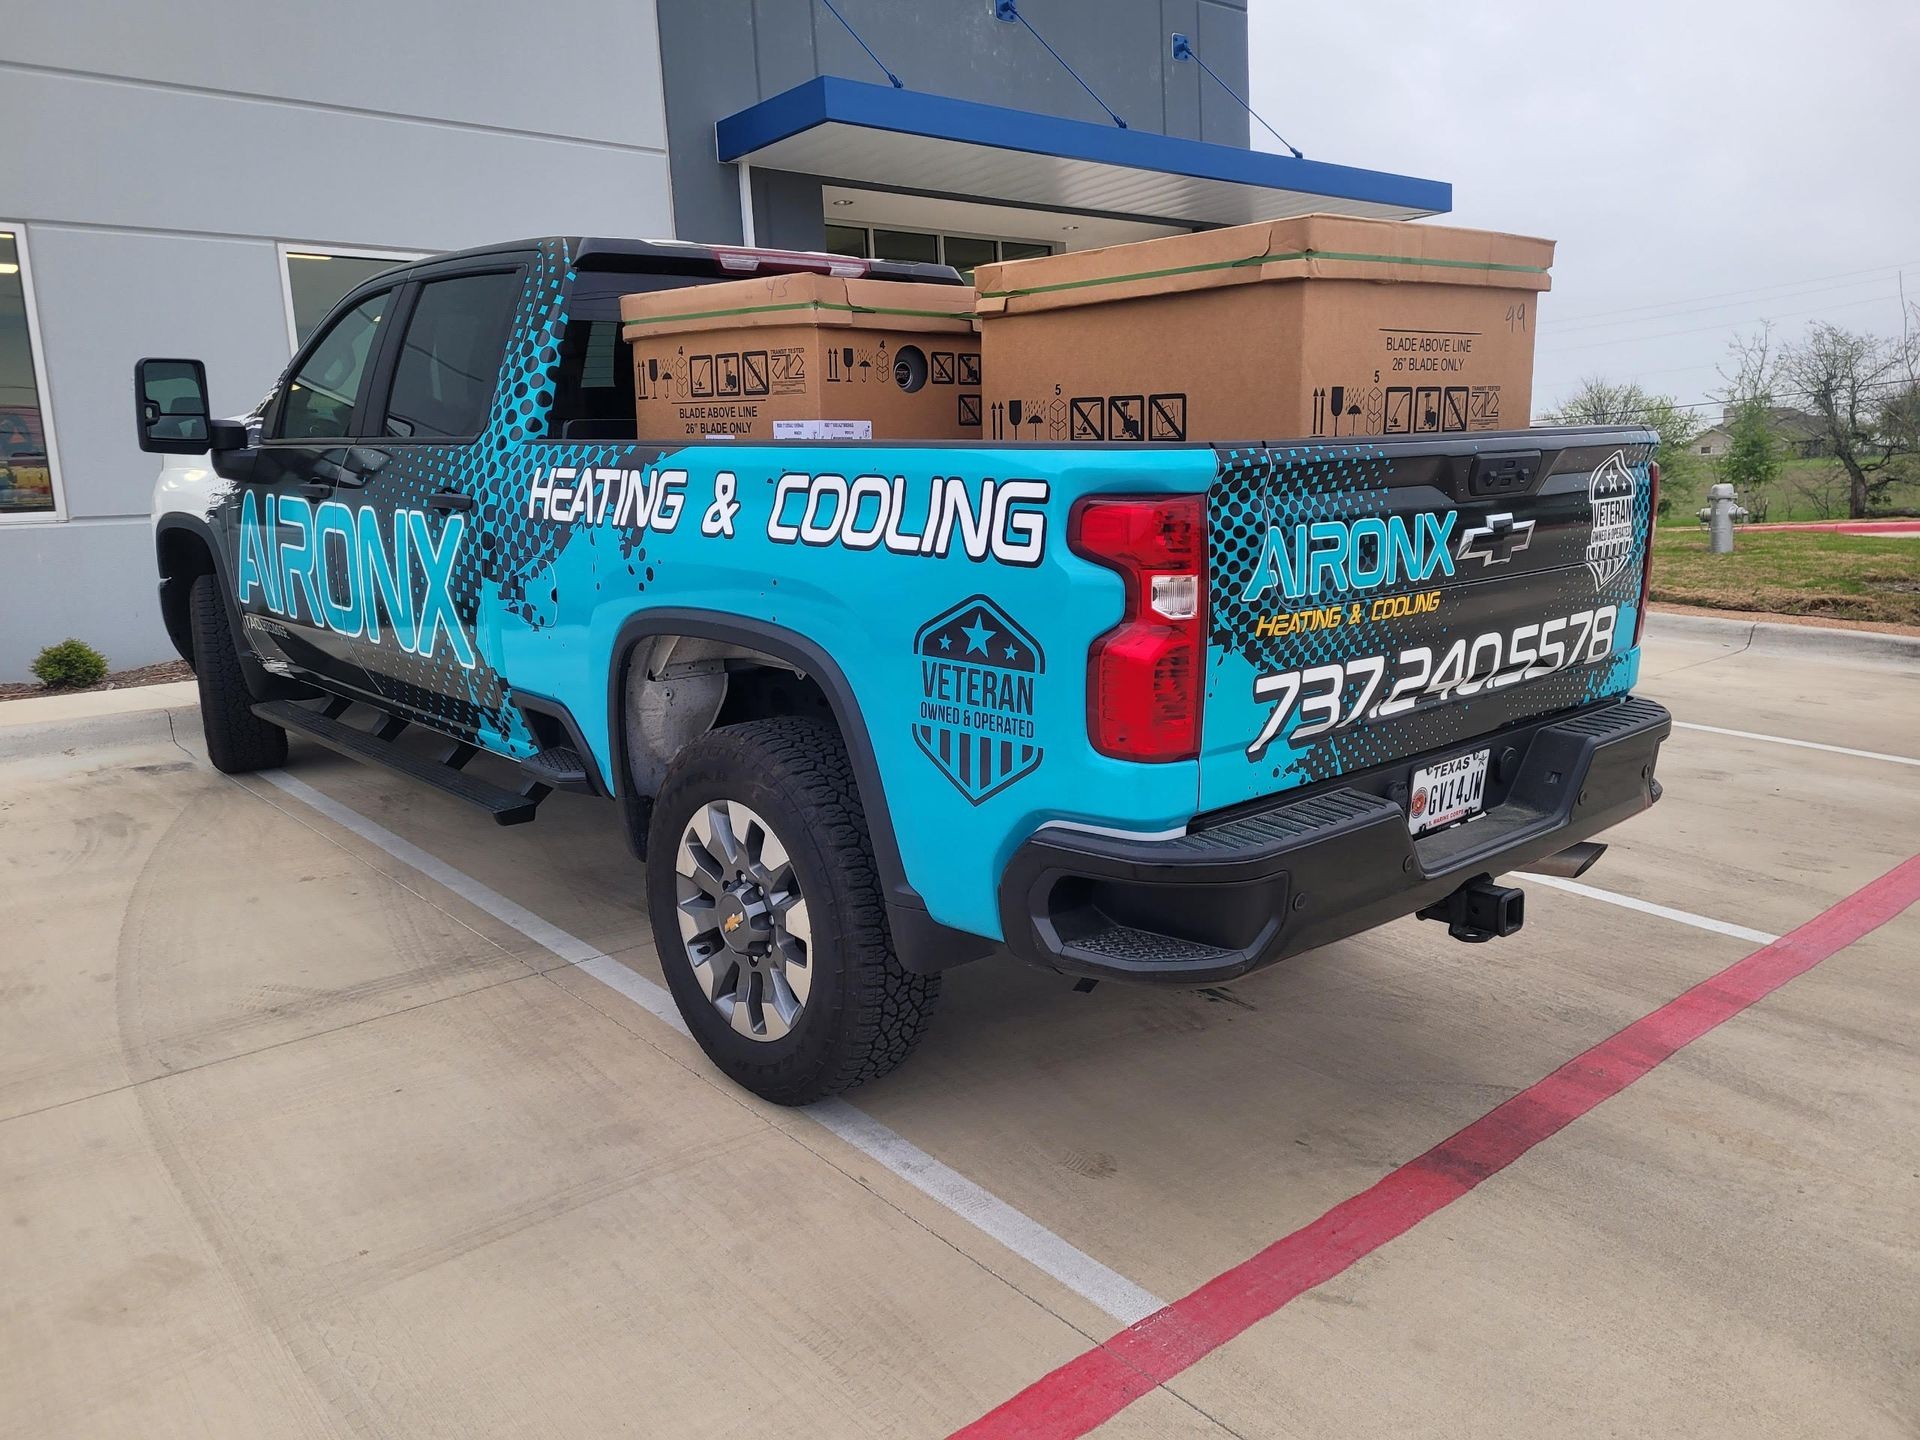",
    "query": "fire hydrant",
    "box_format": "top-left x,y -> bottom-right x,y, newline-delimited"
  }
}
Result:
1696,483 -> 1750,554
